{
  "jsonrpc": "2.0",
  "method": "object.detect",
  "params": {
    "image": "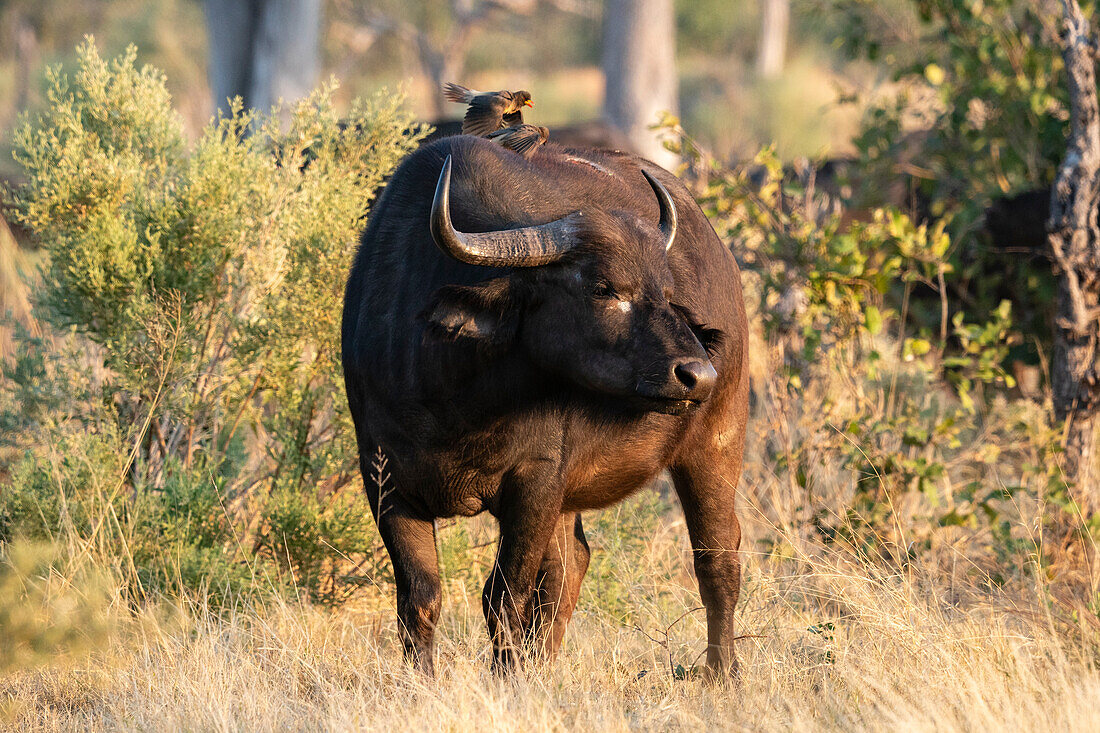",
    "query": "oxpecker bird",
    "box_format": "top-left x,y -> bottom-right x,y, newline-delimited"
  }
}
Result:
442,83 -> 534,137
